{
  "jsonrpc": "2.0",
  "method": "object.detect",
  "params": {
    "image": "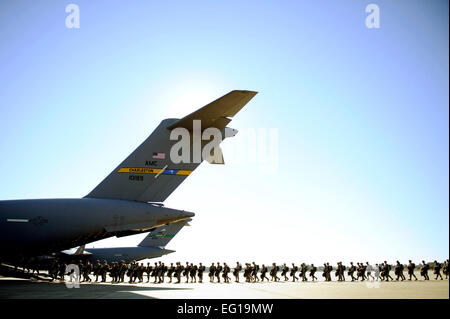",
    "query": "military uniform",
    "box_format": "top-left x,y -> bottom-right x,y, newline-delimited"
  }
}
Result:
407,260 -> 417,281
290,263 -> 298,282
184,262 -> 190,283
252,263 -> 259,282
324,263 -> 331,282
420,261 -> 430,280
146,263 -> 152,283
215,263 -> 223,283
176,262 -> 184,283
365,262 -> 374,281
433,261 -> 443,280
167,263 -> 174,283
233,262 -> 242,283
260,264 -> 269,282
222,263 -> 231,283
270,263 -> 279,282
198,263 -> 206,283
209,263 -> 215,283
382,262 -> 394,281
394,261 -> 405,281
443,260 -> 449,279
348,262 -> 356,281
281,264 -> 289,281
189,263 -> 197,283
